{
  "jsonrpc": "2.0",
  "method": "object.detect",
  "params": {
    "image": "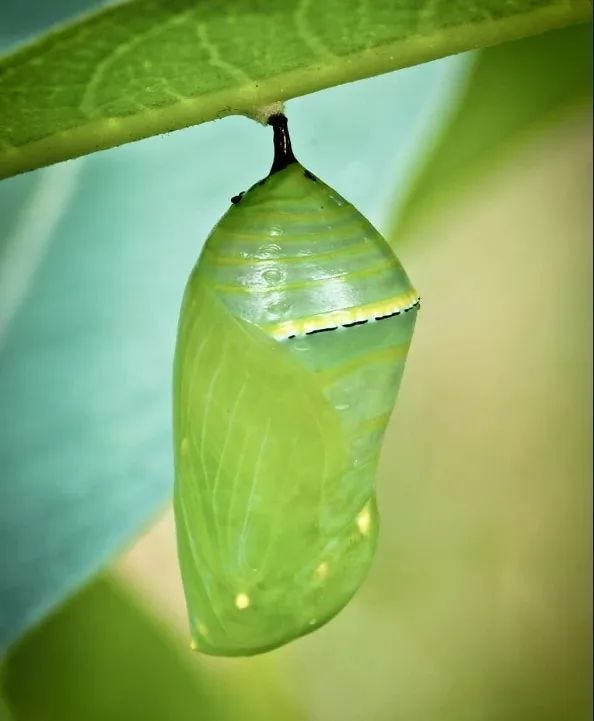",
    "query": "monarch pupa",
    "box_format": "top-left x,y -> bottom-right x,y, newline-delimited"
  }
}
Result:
173,114 -> 419,656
